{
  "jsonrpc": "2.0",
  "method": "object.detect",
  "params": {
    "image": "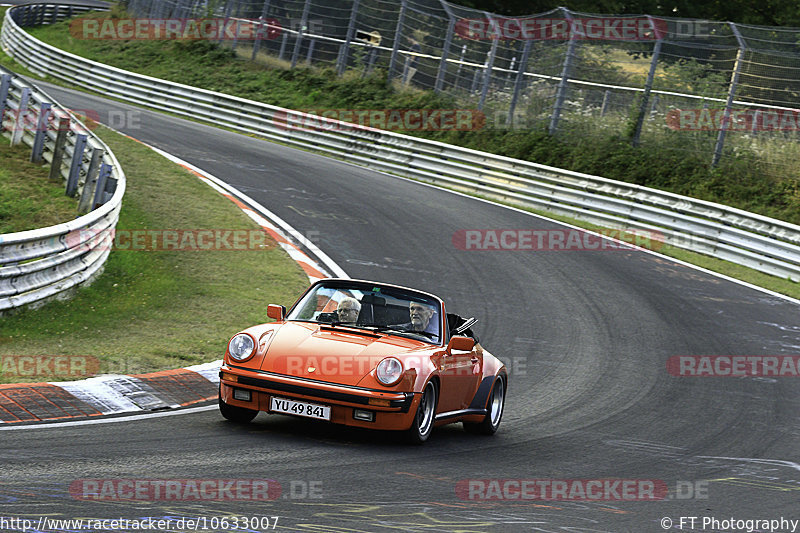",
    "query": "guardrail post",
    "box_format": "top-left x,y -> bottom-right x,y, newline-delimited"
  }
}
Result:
50,4 -> 59,24
37,4 -> 45,25
278,28 -> 289,60
78,147 -> 104,213
30,102 -> 52,163
632,21 -> 663,147
251,0 -> 271,61
0,74 -> 11,128
507,39 -> 532,125
290,0 -> 311,68
10,88 -> 31,146
549,8 -> 578,135
479,15 -> 500,111
387,0 -> 408,81
712,22 -> 746,167
66,133 -> 88,197
336,0 -> 359,74
48,117 -> 71,181
92,163 -> 112,209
